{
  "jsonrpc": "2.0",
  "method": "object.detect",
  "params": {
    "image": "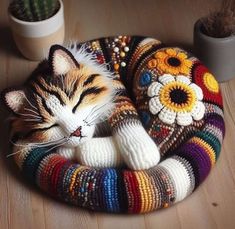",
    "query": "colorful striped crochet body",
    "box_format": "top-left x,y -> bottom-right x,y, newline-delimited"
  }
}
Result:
4,36 -> 224,213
